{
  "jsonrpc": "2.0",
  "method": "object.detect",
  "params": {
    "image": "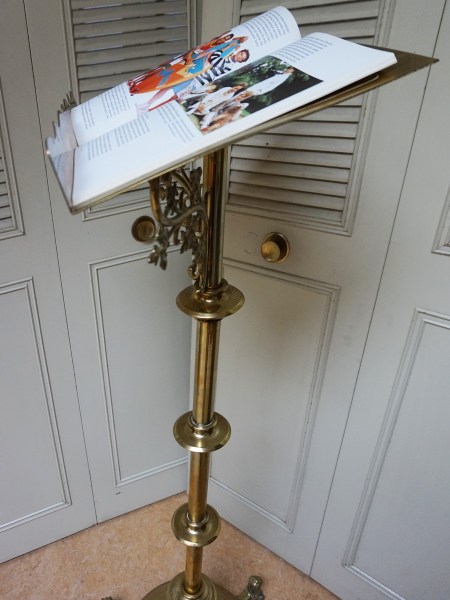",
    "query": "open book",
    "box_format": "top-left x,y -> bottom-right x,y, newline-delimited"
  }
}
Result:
46,6 -> 398,213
